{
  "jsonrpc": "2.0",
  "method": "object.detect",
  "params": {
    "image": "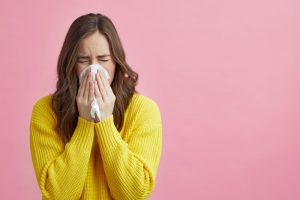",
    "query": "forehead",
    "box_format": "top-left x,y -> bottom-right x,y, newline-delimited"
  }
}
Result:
78,31 -> 110,55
